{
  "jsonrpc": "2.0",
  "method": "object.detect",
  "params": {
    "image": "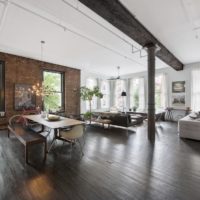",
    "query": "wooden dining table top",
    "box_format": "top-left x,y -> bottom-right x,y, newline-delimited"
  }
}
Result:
23,114 -> 84,129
